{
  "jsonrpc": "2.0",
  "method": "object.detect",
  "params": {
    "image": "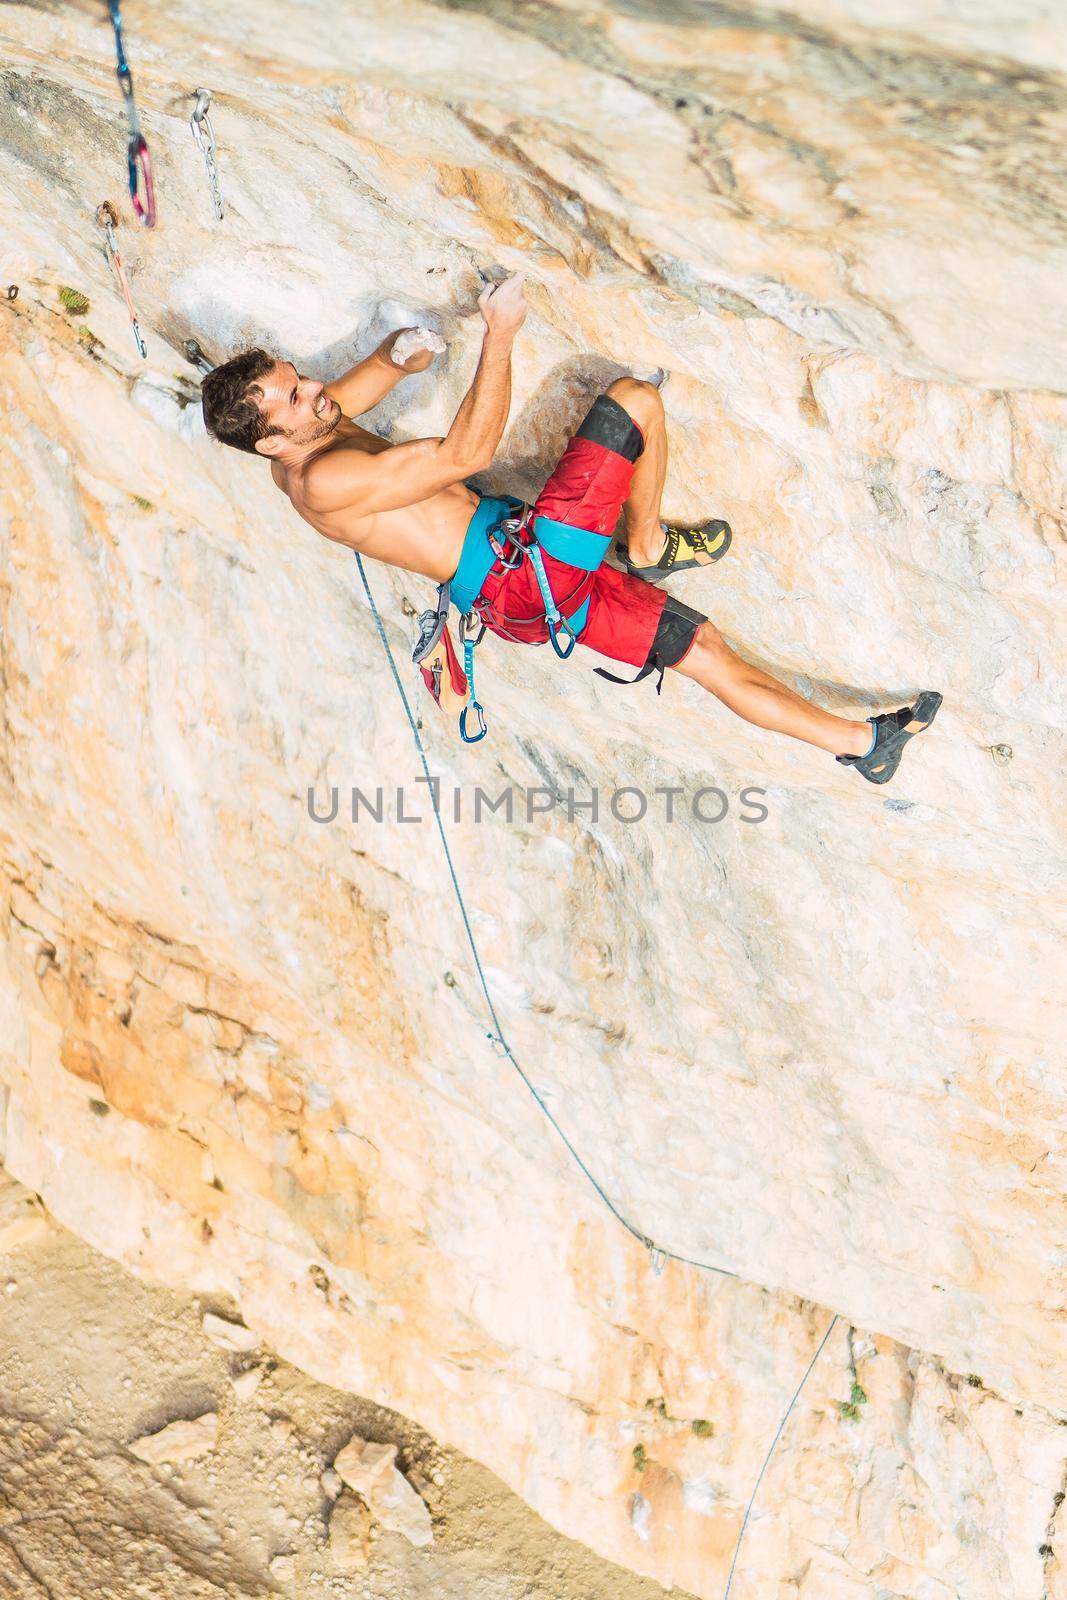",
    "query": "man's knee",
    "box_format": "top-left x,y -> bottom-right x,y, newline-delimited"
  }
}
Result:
691,620 -> 729,658
677,620 -> 734,678
605,376 -> 664,432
